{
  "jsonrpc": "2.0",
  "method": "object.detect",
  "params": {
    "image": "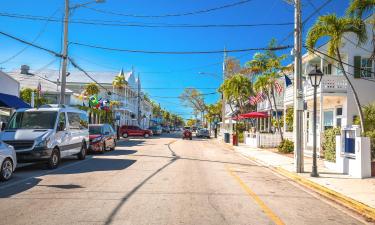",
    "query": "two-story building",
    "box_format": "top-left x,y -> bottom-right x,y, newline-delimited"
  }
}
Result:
283,19 -> 375,154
